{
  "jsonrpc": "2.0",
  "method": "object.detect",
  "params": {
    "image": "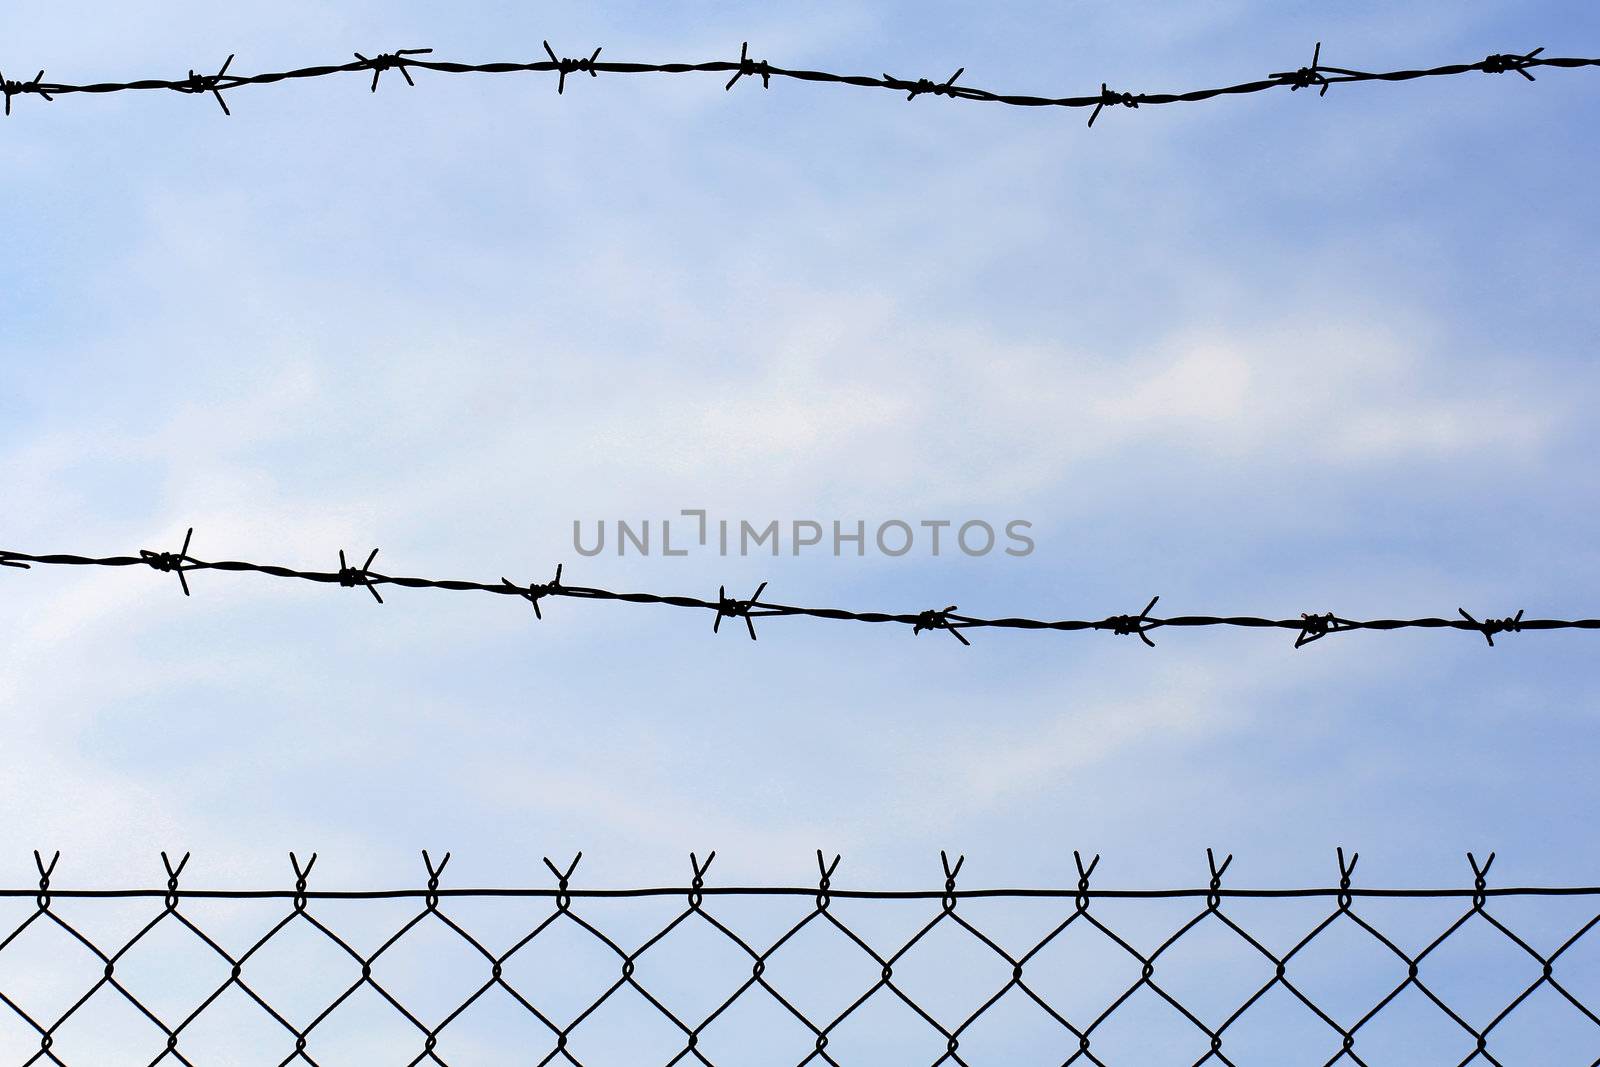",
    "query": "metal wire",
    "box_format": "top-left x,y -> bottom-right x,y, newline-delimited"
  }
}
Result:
4,849 -> 1599,1066
0,532 -> 1585,649
0,42 -> 1591,123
